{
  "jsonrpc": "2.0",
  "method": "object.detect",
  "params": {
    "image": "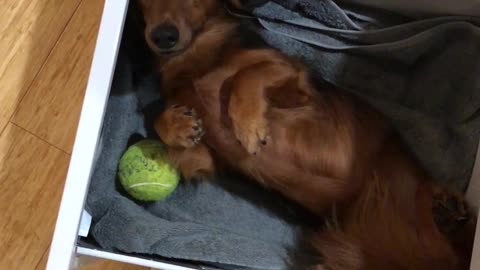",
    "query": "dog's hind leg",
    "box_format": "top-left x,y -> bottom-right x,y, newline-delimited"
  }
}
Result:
166,144 -> 216,181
